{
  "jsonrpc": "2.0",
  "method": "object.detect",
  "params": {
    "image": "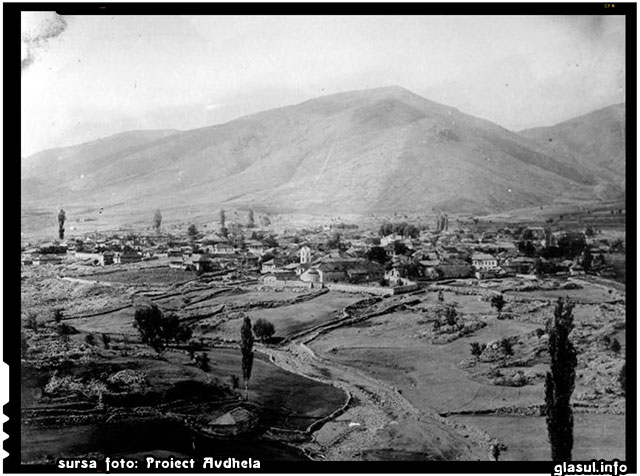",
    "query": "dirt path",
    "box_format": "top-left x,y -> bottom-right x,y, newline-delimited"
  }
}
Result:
255,296 -> 497,461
